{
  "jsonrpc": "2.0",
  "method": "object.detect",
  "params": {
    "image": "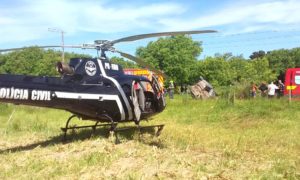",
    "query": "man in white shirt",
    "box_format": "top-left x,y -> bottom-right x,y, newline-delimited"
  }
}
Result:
268,82 -> 278,98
